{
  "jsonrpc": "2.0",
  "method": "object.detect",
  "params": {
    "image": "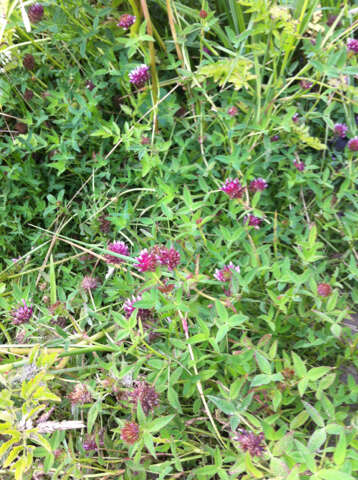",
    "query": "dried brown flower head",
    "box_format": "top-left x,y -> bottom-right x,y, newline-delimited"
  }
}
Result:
67,384 -> 92,405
